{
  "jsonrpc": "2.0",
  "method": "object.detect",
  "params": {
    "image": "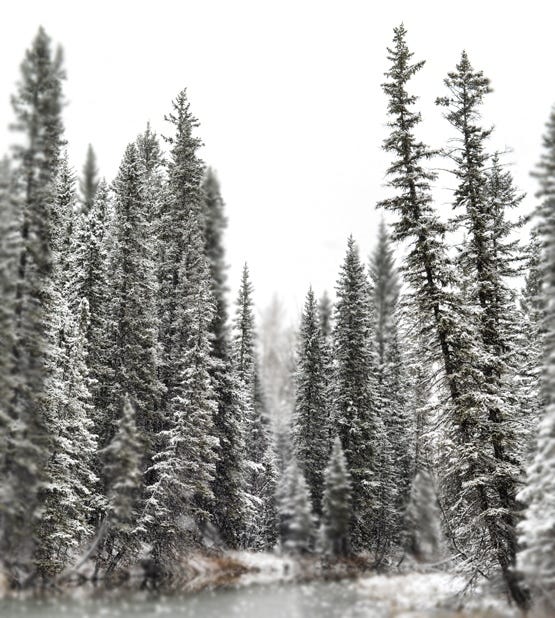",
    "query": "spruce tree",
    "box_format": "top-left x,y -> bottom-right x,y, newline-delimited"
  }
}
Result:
233,265 -> 276,548
109,142 -> 163,445
35,299 -> 98,577
318,291 -> 333,340
101,395 -> 142,573
293,287 -> 330,517
517,105 -> 555,612
321,437 -> 352,557
201,169 -> 247,548
140,266 -> 218,562
278,460 -> 314,554
332,236 -> 381,552
80,144 -> 99,215
437,54 -> 528,605
2,27 -> 65,565
369,220 -> 412,544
